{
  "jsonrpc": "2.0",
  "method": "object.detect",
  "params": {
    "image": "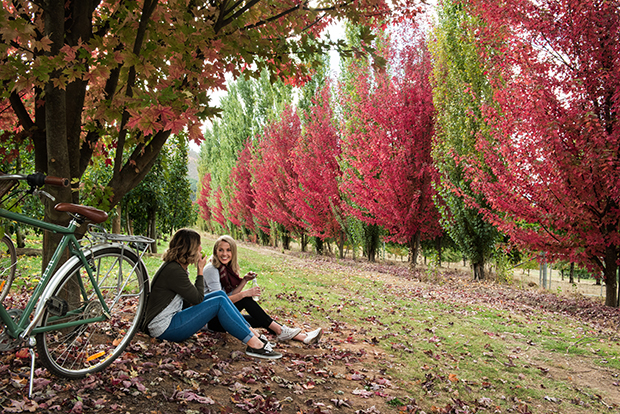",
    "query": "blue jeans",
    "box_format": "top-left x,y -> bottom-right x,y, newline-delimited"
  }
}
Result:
158,290 -> 253,343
